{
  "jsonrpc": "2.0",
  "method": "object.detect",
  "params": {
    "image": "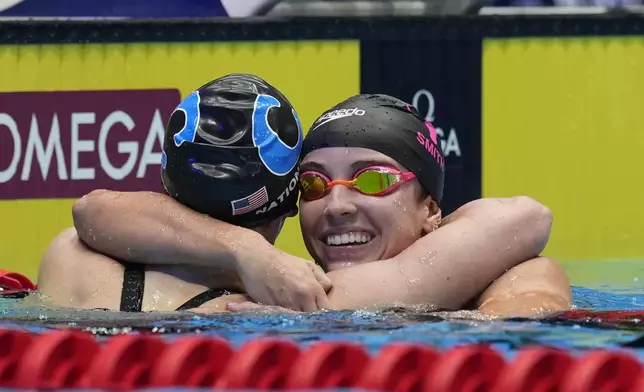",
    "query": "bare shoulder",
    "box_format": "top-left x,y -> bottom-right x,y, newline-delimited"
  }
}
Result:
523,257 -> 572,299
38,227 -> 124,310
512,257 -> 569,280
39,227 -> 83,282
482,256 -> 572,302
